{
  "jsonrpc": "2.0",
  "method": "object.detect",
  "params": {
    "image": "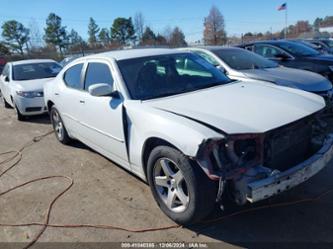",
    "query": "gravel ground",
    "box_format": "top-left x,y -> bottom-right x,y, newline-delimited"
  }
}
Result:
0,106 -> 333,249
